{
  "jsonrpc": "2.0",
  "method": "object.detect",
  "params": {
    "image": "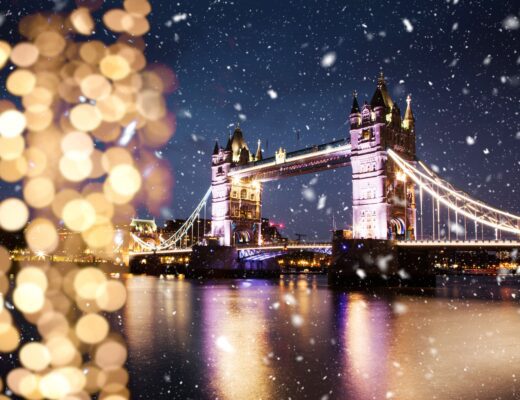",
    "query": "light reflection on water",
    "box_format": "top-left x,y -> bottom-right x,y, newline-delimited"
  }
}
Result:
121,275 -> 520,399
